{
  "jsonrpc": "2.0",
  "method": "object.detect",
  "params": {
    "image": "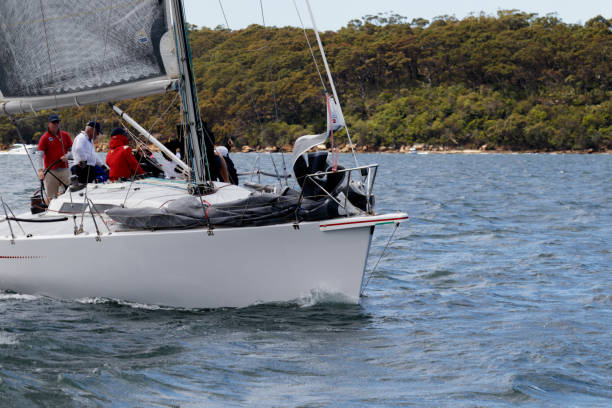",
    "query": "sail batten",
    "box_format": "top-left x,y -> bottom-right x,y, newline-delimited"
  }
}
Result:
0,0 -> 178,114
